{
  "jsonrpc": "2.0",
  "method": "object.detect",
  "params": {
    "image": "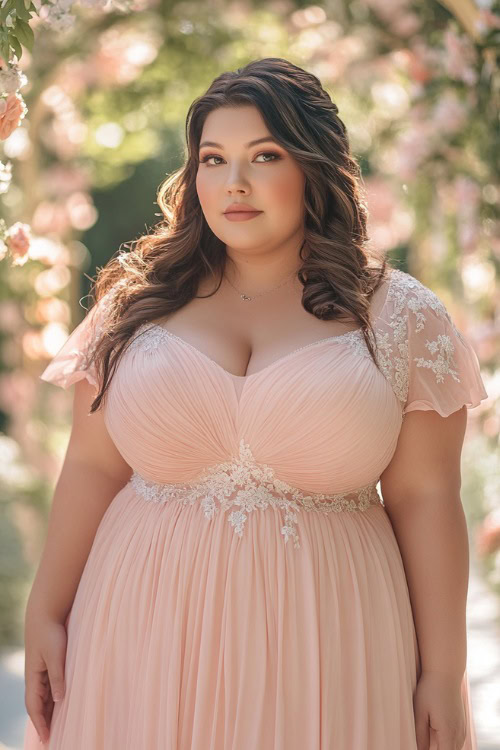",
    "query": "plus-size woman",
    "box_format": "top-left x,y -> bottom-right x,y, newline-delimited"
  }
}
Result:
24,57 -> 487,750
